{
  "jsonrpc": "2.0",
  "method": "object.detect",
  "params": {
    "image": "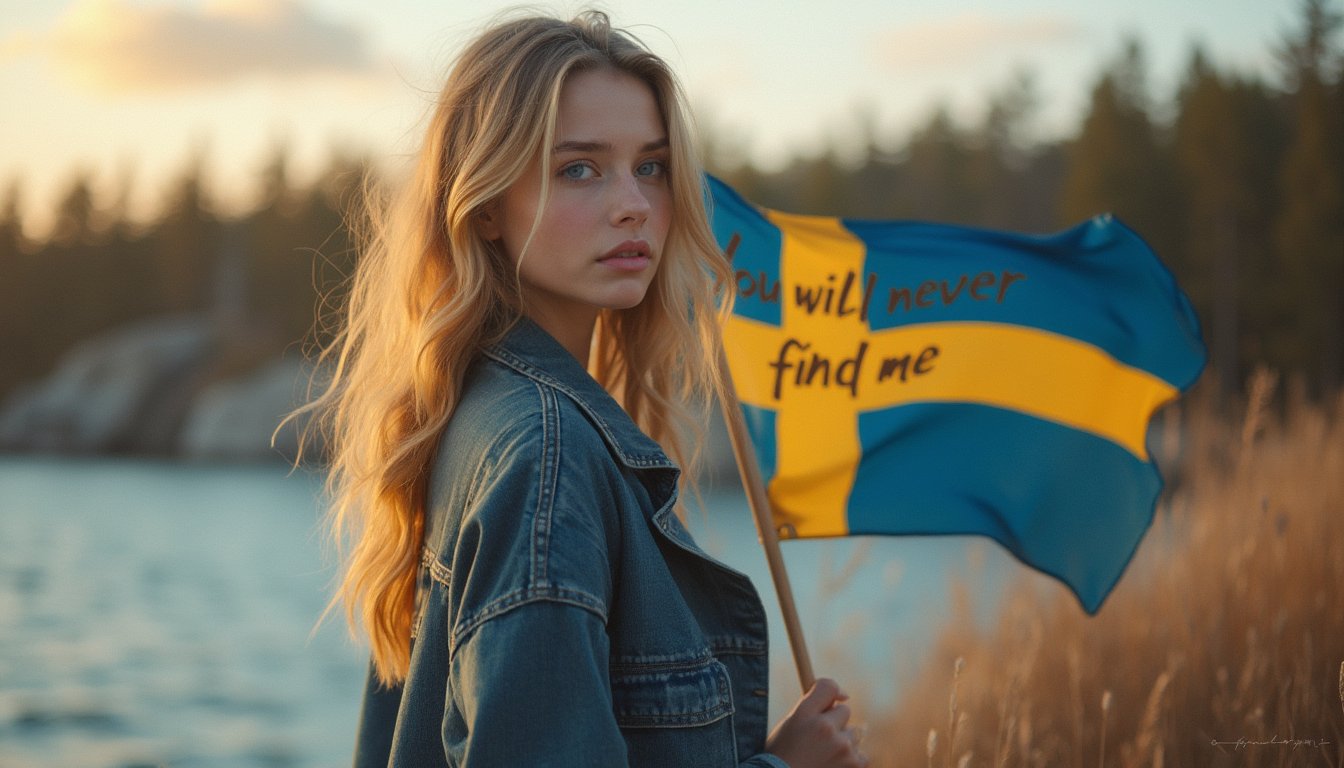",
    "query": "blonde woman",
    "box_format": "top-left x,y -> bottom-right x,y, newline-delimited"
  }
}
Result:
304,11 -> 867,767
